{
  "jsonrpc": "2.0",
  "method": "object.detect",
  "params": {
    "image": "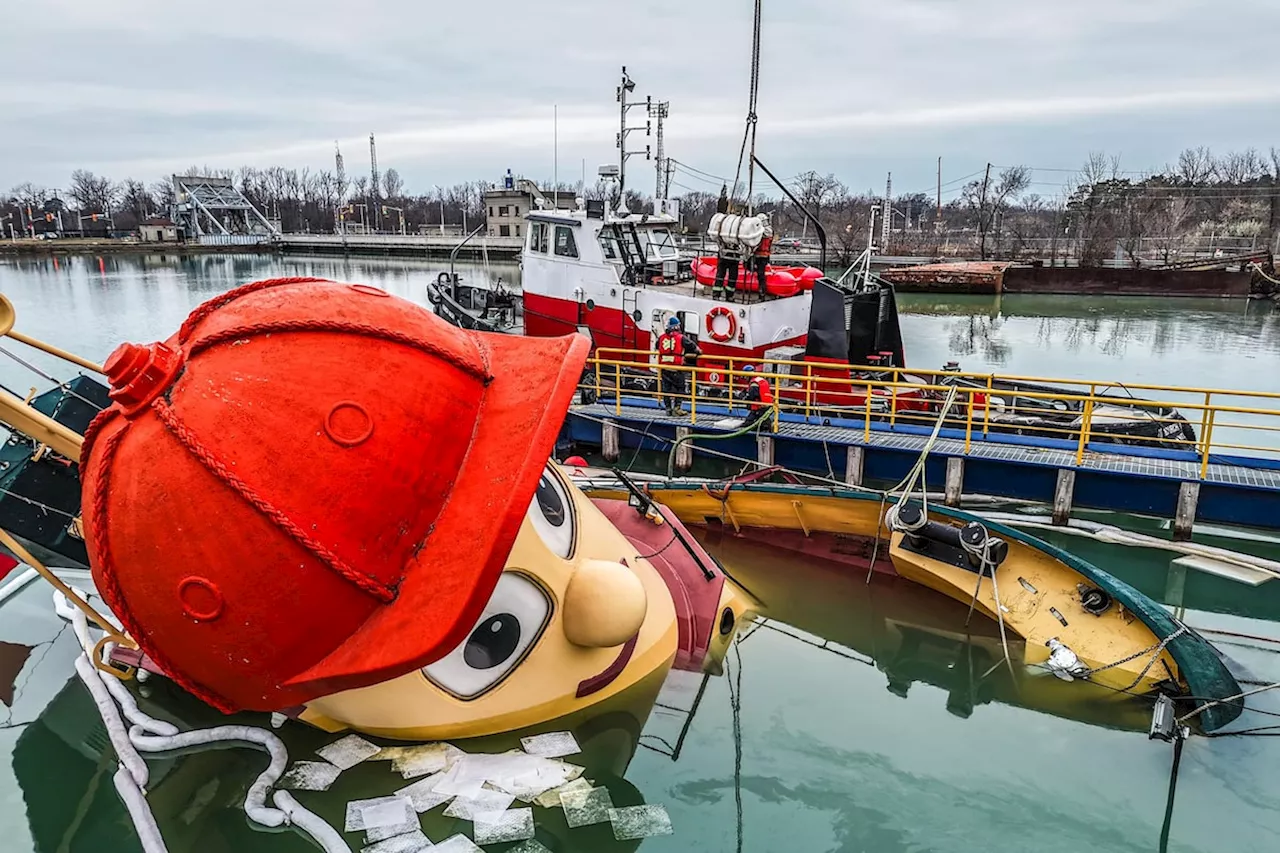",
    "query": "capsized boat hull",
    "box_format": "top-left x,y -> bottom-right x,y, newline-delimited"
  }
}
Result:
578,478 -> 1243,731
697,531 -> 1163,732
